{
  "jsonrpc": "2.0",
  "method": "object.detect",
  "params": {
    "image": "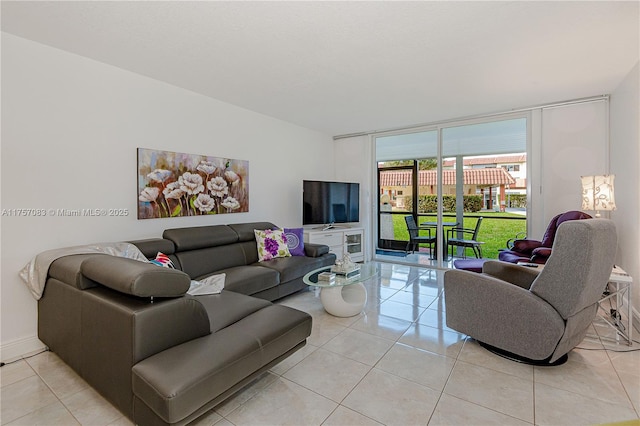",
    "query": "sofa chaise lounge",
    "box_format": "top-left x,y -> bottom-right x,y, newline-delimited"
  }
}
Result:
36,222 -> 336,425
